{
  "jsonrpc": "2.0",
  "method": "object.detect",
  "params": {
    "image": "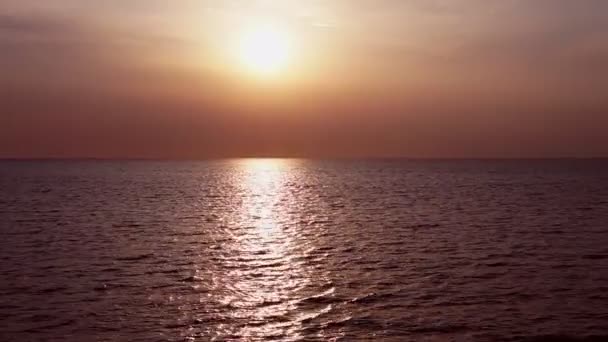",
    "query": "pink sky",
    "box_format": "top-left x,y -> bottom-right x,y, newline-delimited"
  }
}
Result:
1,1 -> 607,158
